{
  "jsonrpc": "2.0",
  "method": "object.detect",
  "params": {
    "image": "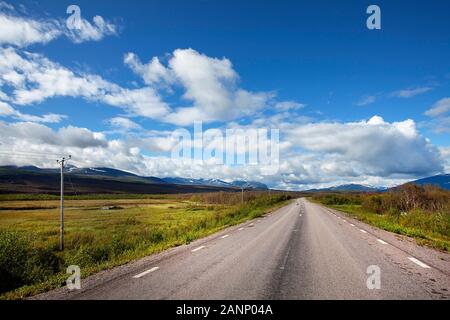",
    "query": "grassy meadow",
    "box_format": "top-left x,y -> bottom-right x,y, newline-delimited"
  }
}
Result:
312,185 -> 450,251
0,192 -> 292,299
